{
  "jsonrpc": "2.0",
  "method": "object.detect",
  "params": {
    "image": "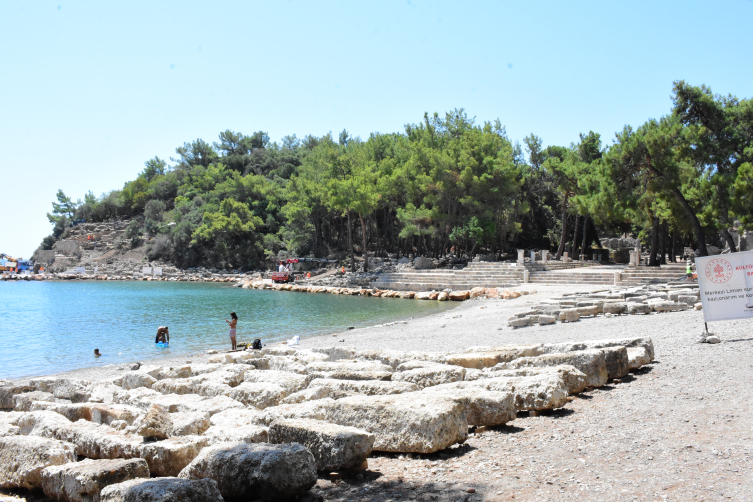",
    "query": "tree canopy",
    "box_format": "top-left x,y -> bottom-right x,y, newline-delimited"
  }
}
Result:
43,84 -> 753,269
